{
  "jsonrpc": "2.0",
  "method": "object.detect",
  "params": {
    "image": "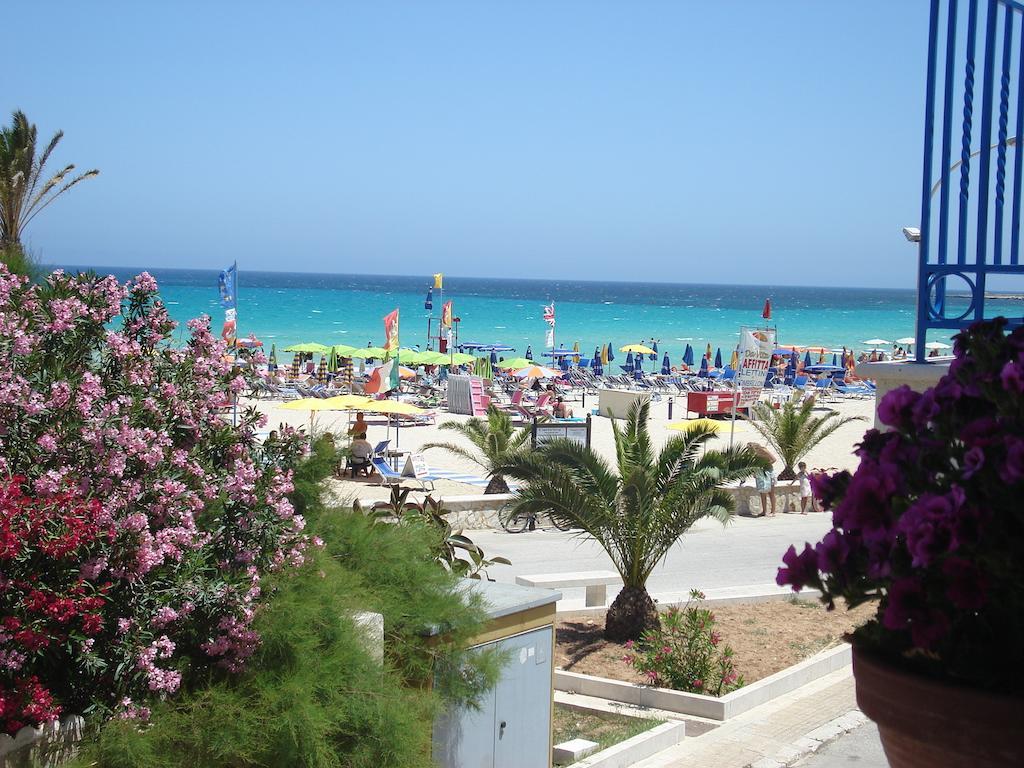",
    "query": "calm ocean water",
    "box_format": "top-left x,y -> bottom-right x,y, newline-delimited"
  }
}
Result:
62,266 -> 1016,361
